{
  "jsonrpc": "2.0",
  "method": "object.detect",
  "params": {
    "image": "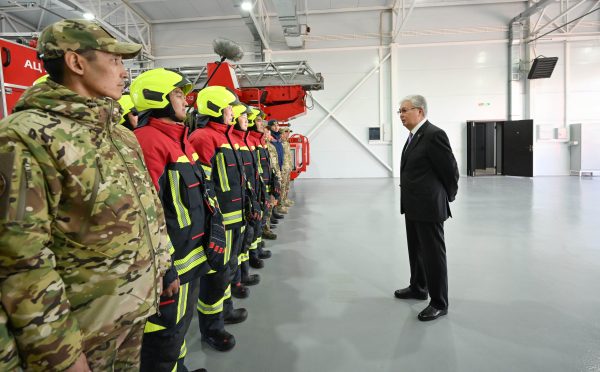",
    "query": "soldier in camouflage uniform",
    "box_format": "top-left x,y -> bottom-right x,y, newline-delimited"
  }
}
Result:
280,127 -> 295,208
265,123 -> 283,231
0,19 -> 172,371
